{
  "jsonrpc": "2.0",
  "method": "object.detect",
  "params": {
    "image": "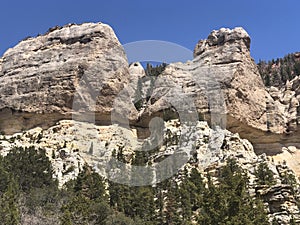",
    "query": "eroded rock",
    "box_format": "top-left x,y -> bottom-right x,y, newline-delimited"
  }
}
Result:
0,22 -> 135,134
